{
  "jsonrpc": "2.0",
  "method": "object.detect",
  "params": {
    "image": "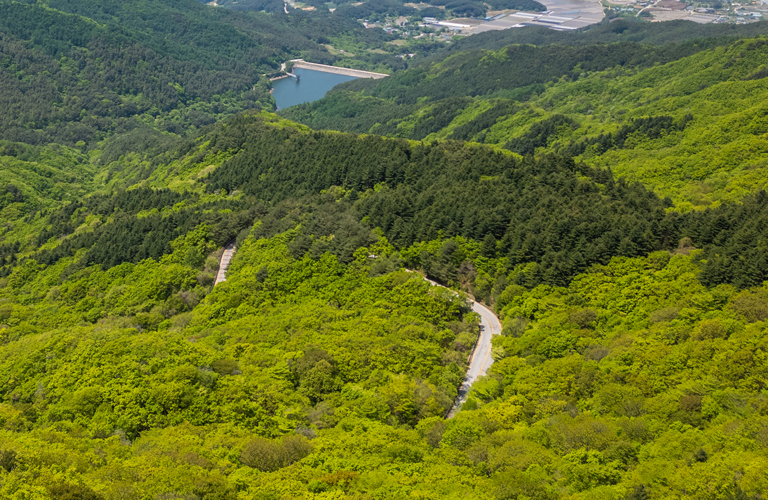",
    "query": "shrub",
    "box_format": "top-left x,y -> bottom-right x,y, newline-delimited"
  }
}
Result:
0,449 -> 16,472
47,483 -> 104,500
211,359 -> 240,375
729,290 -> 768,323
570,308 -> 598,329
650,306 -> 680,323
241,435 -> 313,472
503,317 -> 529,337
